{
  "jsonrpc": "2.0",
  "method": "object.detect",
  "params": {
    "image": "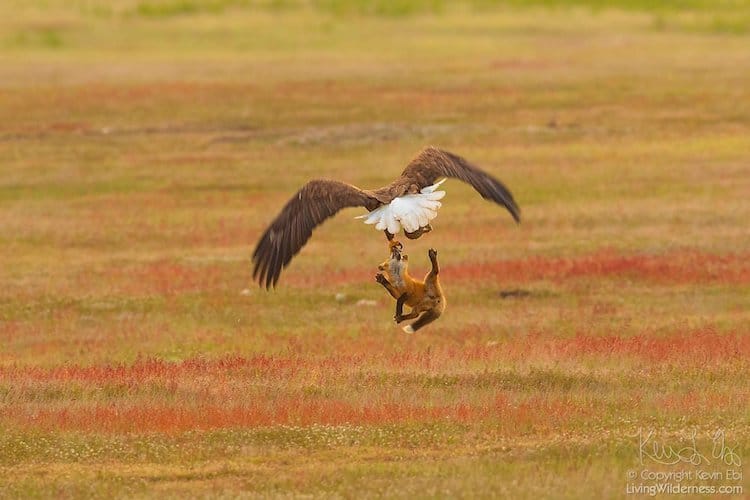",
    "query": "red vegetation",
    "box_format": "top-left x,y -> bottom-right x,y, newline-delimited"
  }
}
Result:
103,260 -> 230,296
443,250 -> 750,285
2,327 -> 746,383
2,395 -> 589,434
275,250 -> 750,288
378,327 -> 750,367
62,250 -> 750,296
657,391 -> 743,413
1,327 -> 745,434
518,327 -> 750,363
7,355 -> 302,383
